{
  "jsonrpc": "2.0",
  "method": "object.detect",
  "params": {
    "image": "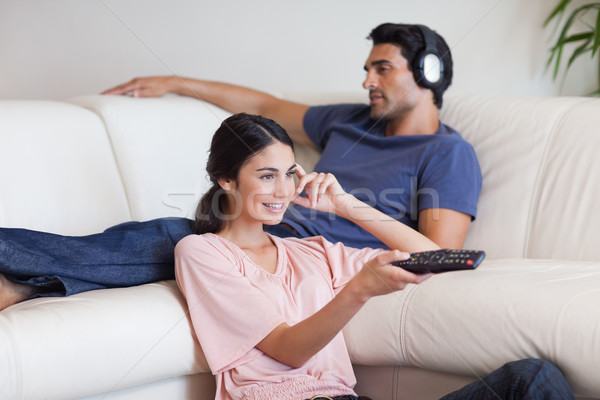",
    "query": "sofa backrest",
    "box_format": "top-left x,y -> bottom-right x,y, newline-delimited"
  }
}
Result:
69,95 -> 320,223
70,95 -> 230,223
441,94 -> 600,261
2,94 -> 598,261
0,100 -> 131,235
